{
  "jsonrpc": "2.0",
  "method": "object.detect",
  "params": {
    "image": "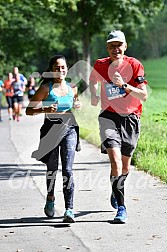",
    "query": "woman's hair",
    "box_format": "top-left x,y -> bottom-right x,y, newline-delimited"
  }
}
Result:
39,55 -> 67,86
